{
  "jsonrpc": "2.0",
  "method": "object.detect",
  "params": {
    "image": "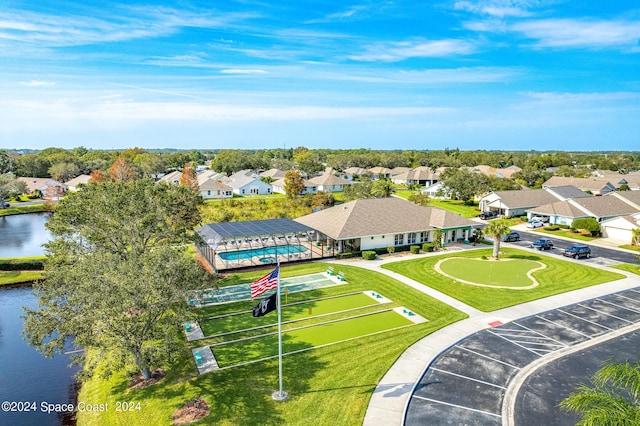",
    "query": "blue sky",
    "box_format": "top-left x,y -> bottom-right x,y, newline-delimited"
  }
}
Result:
1,0 -> 639,151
